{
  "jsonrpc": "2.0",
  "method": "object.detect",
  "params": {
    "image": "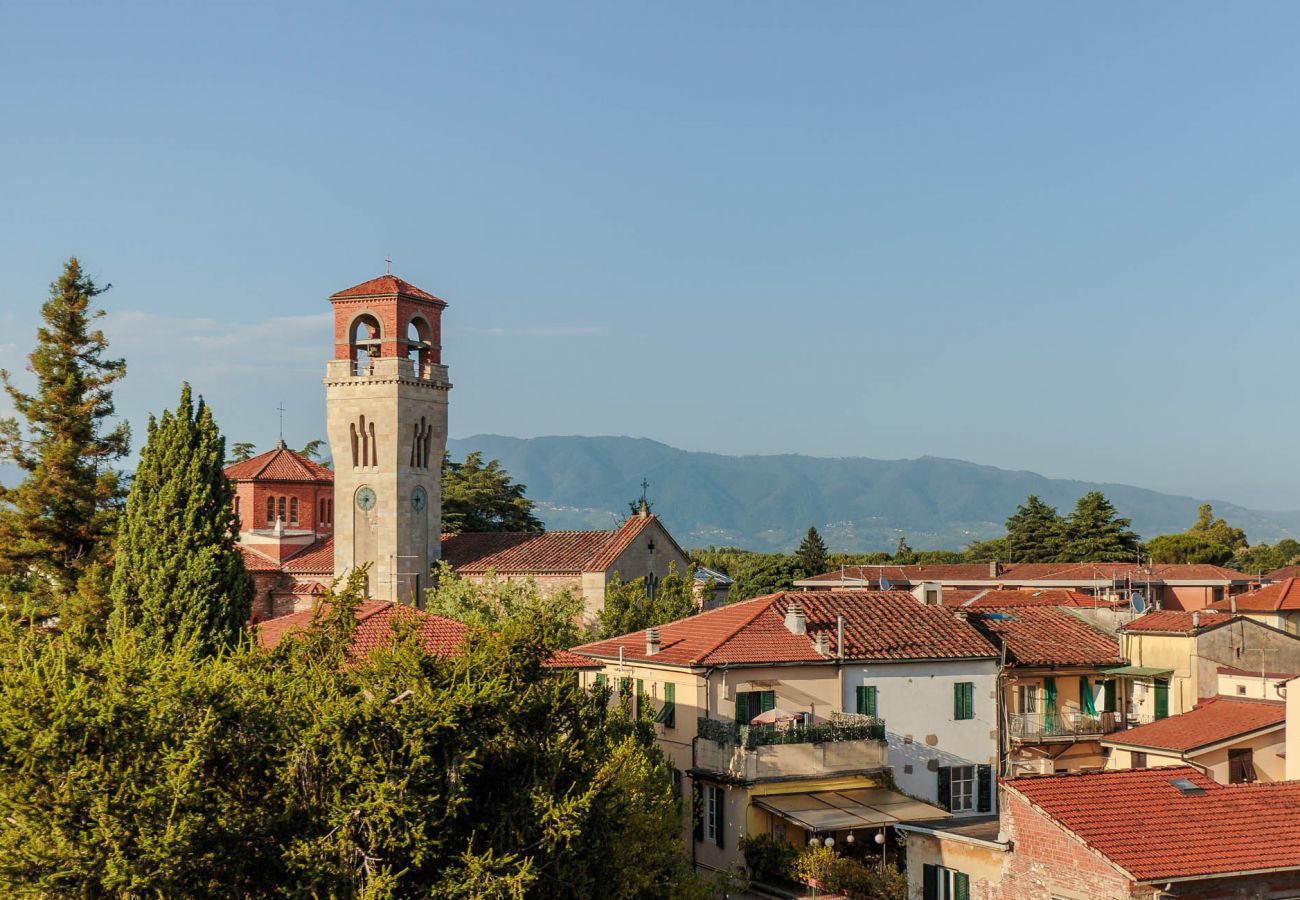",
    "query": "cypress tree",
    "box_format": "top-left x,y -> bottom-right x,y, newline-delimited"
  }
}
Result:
1004,495 -> 1066,562
111,384 -> 252,651
795,525 -> 829,577
893,535 -> 917,565
0,258 -> 129,591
